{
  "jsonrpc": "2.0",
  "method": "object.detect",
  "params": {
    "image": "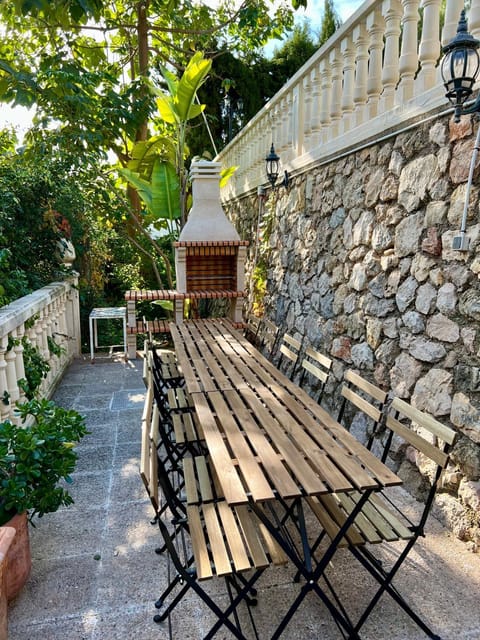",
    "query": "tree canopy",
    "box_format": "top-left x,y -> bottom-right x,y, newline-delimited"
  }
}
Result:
0,0 -> 345,326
